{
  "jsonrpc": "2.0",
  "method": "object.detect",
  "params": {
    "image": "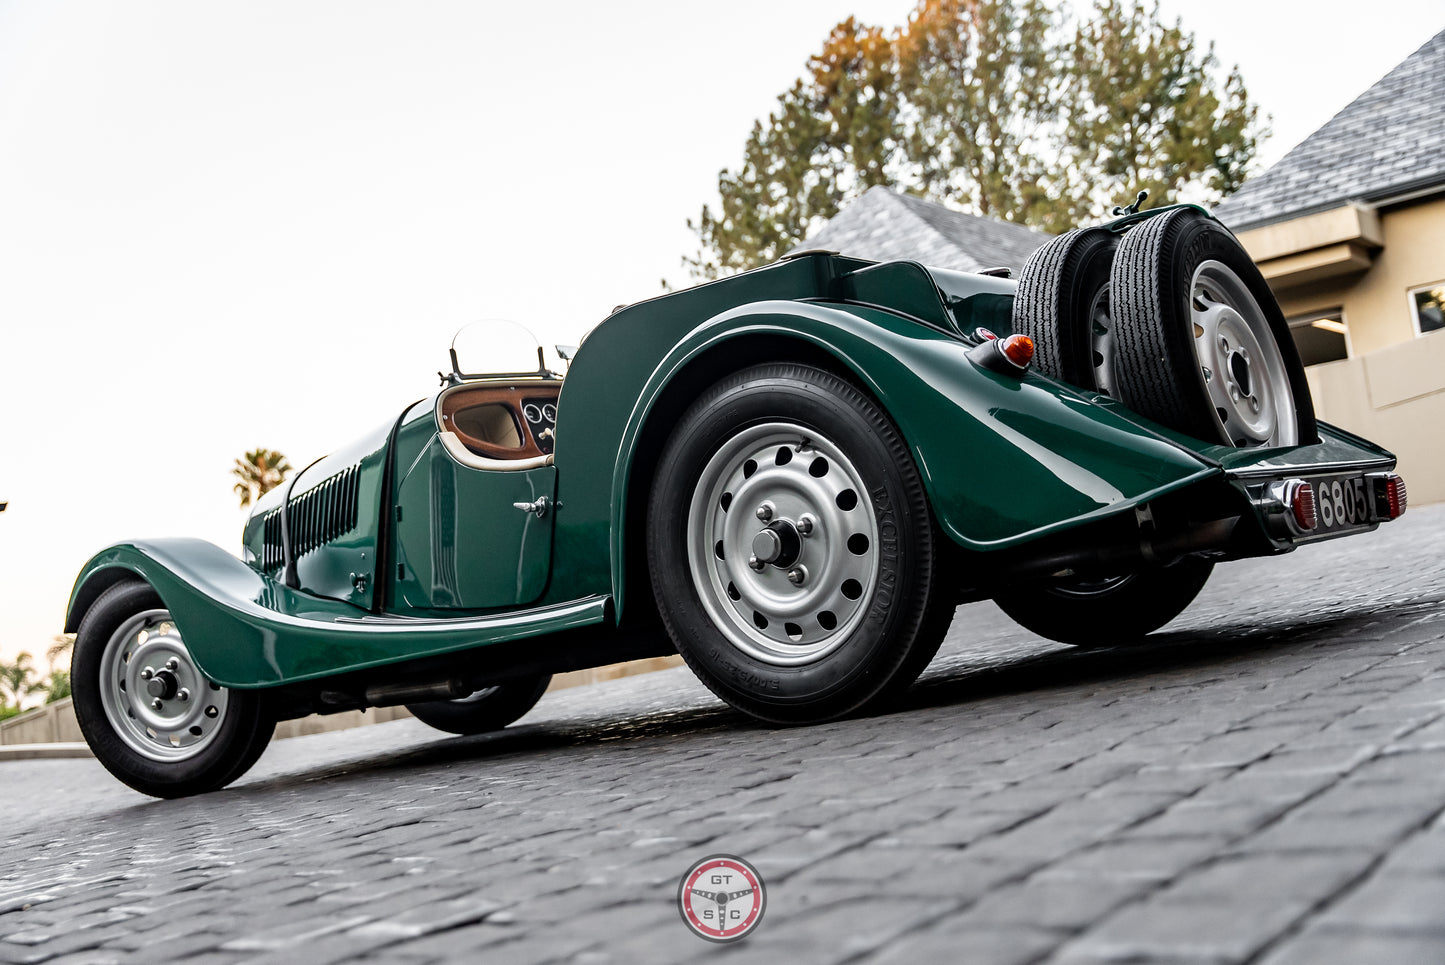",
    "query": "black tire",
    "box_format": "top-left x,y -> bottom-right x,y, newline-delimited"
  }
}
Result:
1012,227 -> 1119,393
647,363 -> 954,724
72,581 -> 275,799
994,556 -> 1214,647
1110,208 -> 1317,447
405,674 -> 551,735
